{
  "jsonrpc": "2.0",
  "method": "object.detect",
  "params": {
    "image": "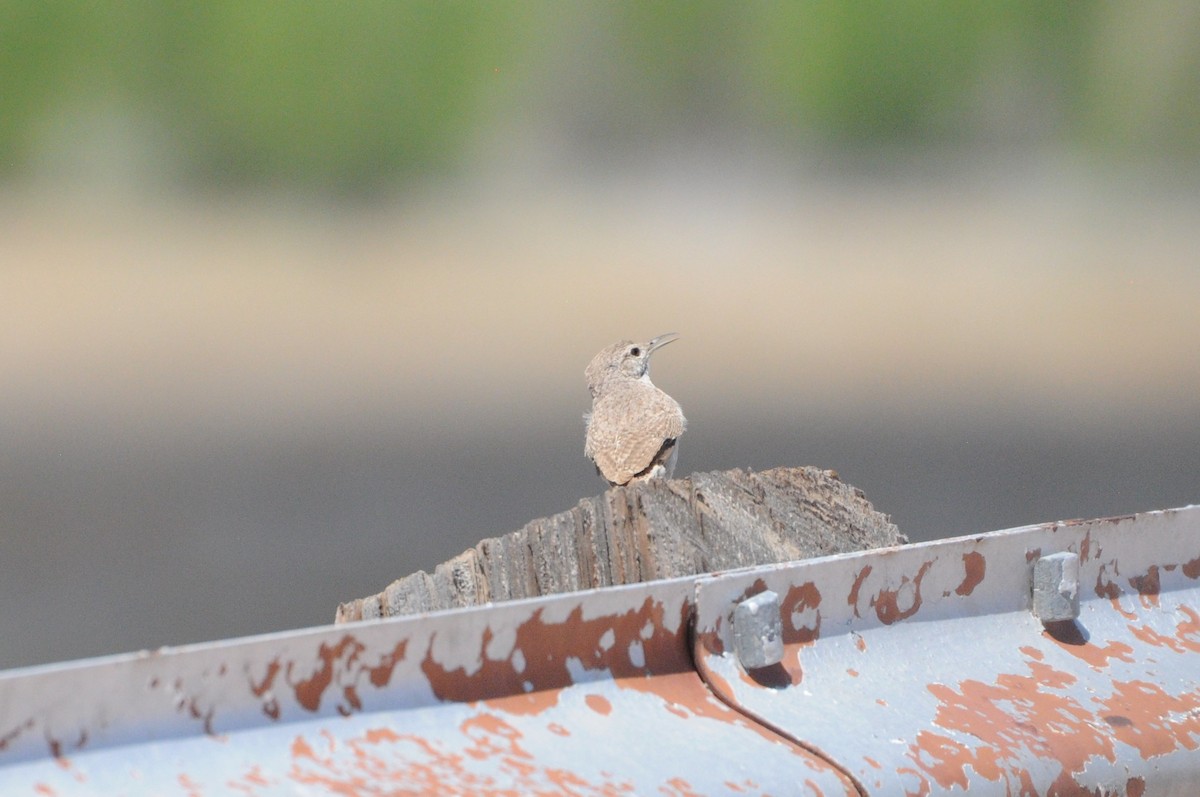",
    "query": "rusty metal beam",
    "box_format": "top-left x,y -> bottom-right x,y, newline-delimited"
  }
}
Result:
0,576 -> 855,794
2,505 -> 1197,794
695,506 -> 1200,795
